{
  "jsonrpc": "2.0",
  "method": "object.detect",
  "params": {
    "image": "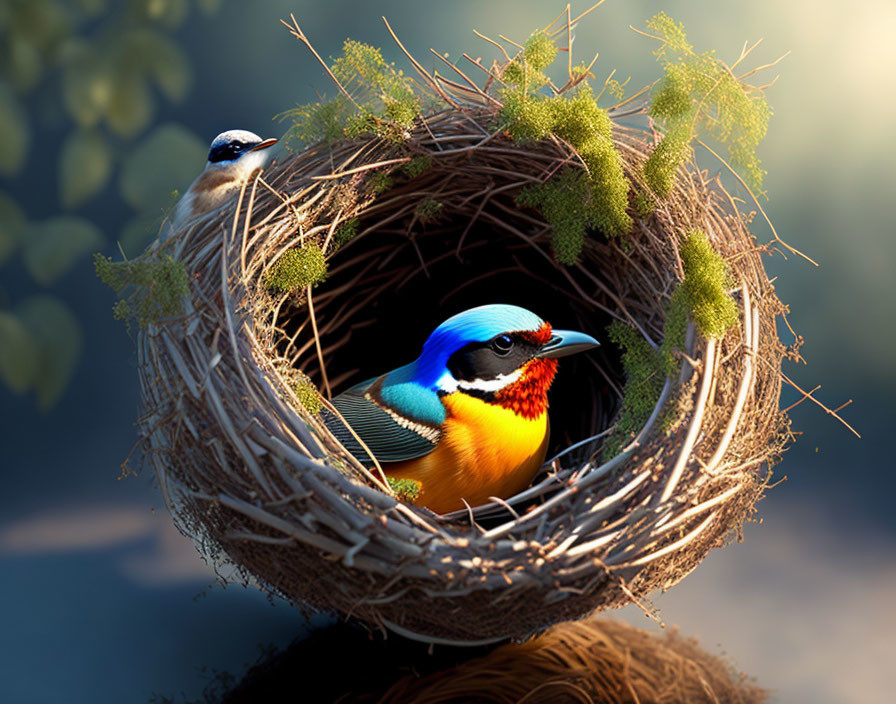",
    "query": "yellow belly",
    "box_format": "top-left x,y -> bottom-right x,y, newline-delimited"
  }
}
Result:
385,392 -> 549,514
